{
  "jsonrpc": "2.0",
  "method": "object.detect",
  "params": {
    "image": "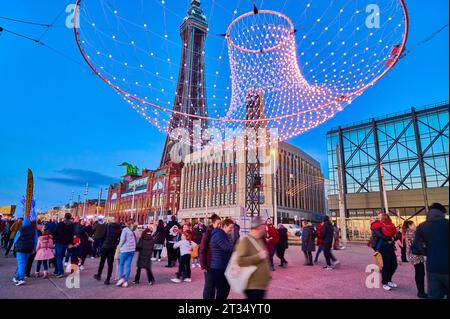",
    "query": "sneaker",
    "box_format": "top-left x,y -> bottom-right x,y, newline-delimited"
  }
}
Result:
34,272 -> 40,278
116,278 -> 125,287
387,282 -> 398,288
382,285 -> 392,291
56,274 -> 64,278
417,292 -> 428,299
15,280 -> 26,286
171,278 -> 182,283
157,259 -> 161,262
191,263 -> 196,268
196,262 -> 200,268
79,265 -> 85,271
64,262 -> 68,267
132,281 -> 139,284
12,277 -> 18,283
149,281 -> 155,286
121,282 -> 128,288
93,274 -> 101,281
104,279 -> 110,285
323,266 -> 333,271
90,256 -> 95,259
43,272 -> 48,279
151,257 -> 156,261
332,260 -> 341,267
183,278 -> 192,282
